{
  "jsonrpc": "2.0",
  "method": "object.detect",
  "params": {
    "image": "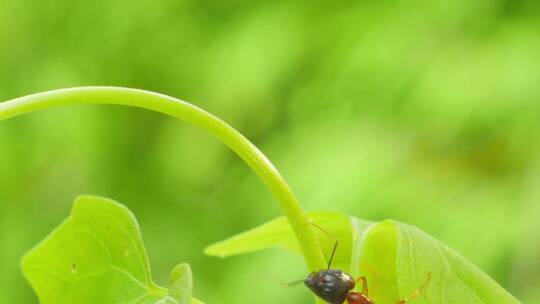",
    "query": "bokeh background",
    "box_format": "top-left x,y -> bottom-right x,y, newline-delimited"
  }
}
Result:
1,0 -> 539,303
